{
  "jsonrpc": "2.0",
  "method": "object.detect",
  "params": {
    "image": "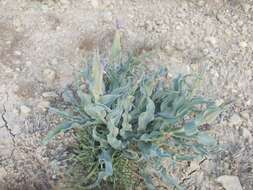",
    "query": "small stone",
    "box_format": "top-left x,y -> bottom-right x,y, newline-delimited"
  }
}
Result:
216,175 -> 242,190
14,51 -> 22,56
0,167 -> 7,178
239,41 -> 247,48
43,68 -> 56,83
205,36 -> 217,46
20,105 -> 31,115
91,0 -> 98,8
60,0 -> 70,5
42,91 -> 58,99
240,111 -> 250,120
6,40 -> 12,45
15,67 -> 21,72
52,174 -> 57,180
229,114 -> 243,126
38,101 -> 50,111
197,0 -> 205,6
